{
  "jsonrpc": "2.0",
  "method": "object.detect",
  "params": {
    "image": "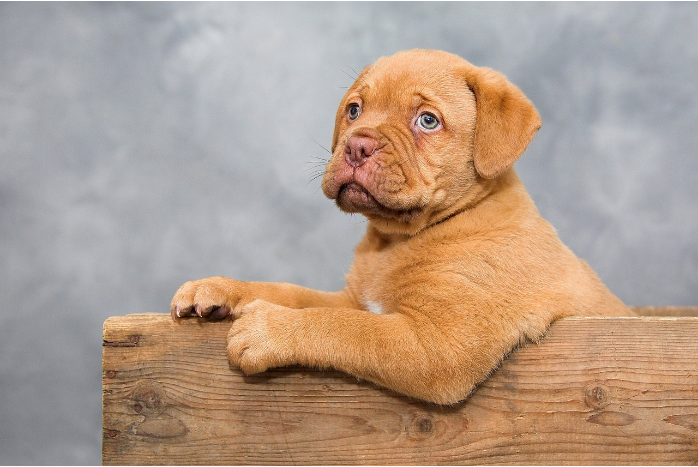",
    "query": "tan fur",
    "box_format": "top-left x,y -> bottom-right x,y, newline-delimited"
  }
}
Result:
171,49 -> 633,405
